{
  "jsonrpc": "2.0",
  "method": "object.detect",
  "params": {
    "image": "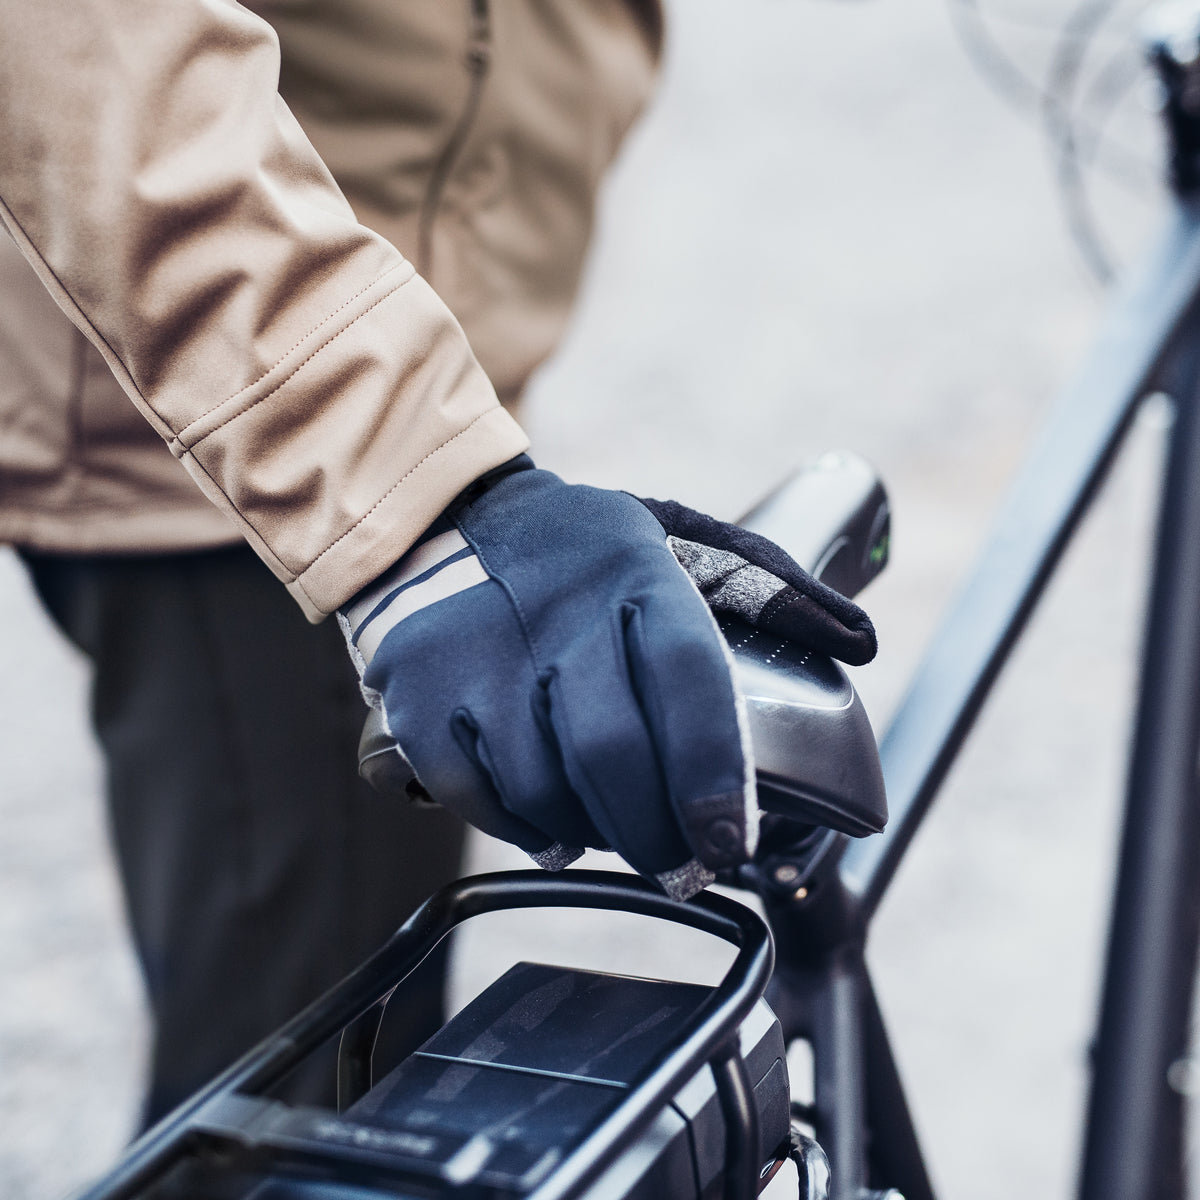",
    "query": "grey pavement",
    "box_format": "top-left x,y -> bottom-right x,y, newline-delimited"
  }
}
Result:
0,1 -> 1174,1197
